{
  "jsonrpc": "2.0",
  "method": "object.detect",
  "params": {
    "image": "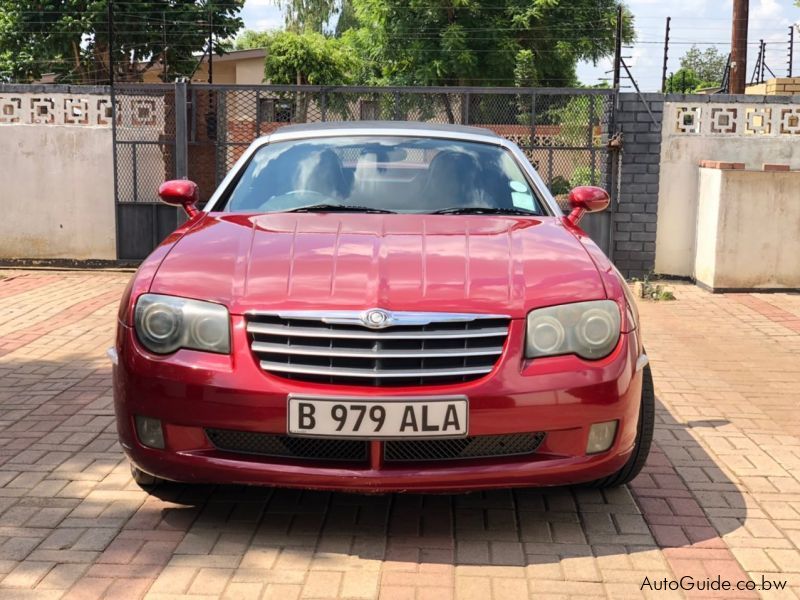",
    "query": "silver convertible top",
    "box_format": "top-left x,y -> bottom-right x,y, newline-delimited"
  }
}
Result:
269,121 -> 503,142
204,122 -> 561,214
